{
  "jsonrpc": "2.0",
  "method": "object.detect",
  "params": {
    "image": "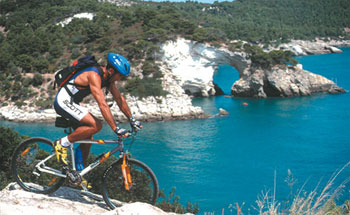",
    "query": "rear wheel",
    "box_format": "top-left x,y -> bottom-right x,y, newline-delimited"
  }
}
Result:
102,158 -> 159,209
11,137 -> 65,194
